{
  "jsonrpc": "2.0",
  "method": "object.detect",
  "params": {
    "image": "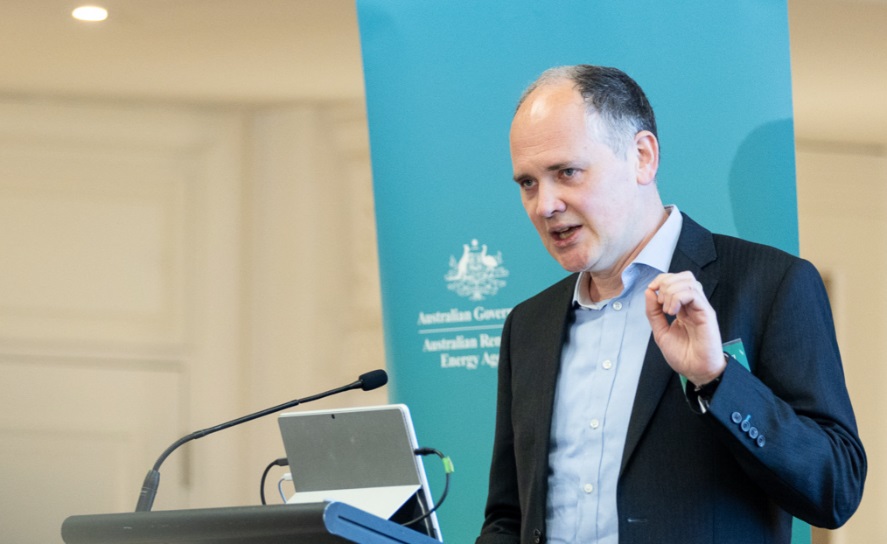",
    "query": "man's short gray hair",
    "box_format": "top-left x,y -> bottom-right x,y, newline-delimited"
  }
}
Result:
516,65 -> 658,156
